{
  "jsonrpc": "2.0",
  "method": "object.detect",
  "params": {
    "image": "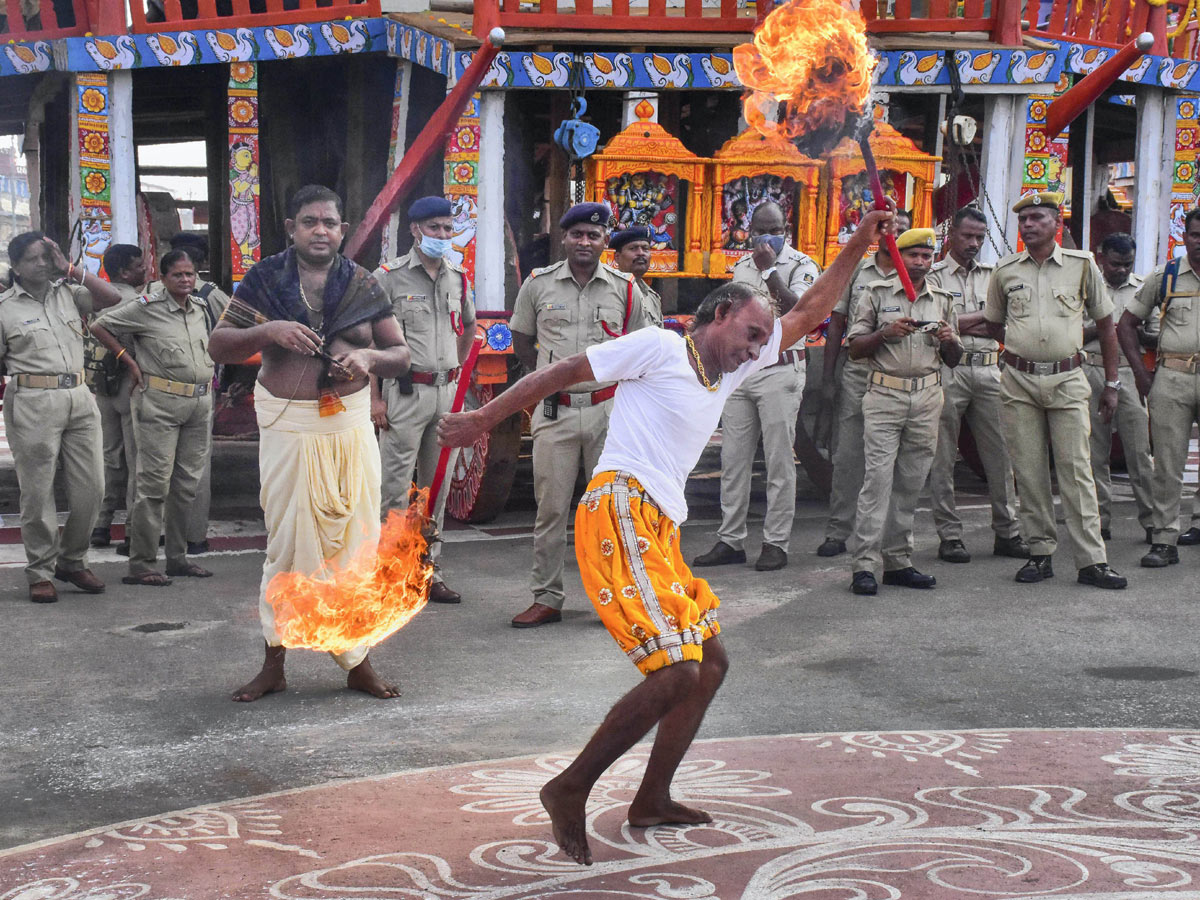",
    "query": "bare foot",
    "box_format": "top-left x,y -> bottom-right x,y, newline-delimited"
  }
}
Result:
346,656 -> 401,699
232,644 -> 287,702
540,775 -> 592,866
627,799 -> 713,828
231,668 -> 287,702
